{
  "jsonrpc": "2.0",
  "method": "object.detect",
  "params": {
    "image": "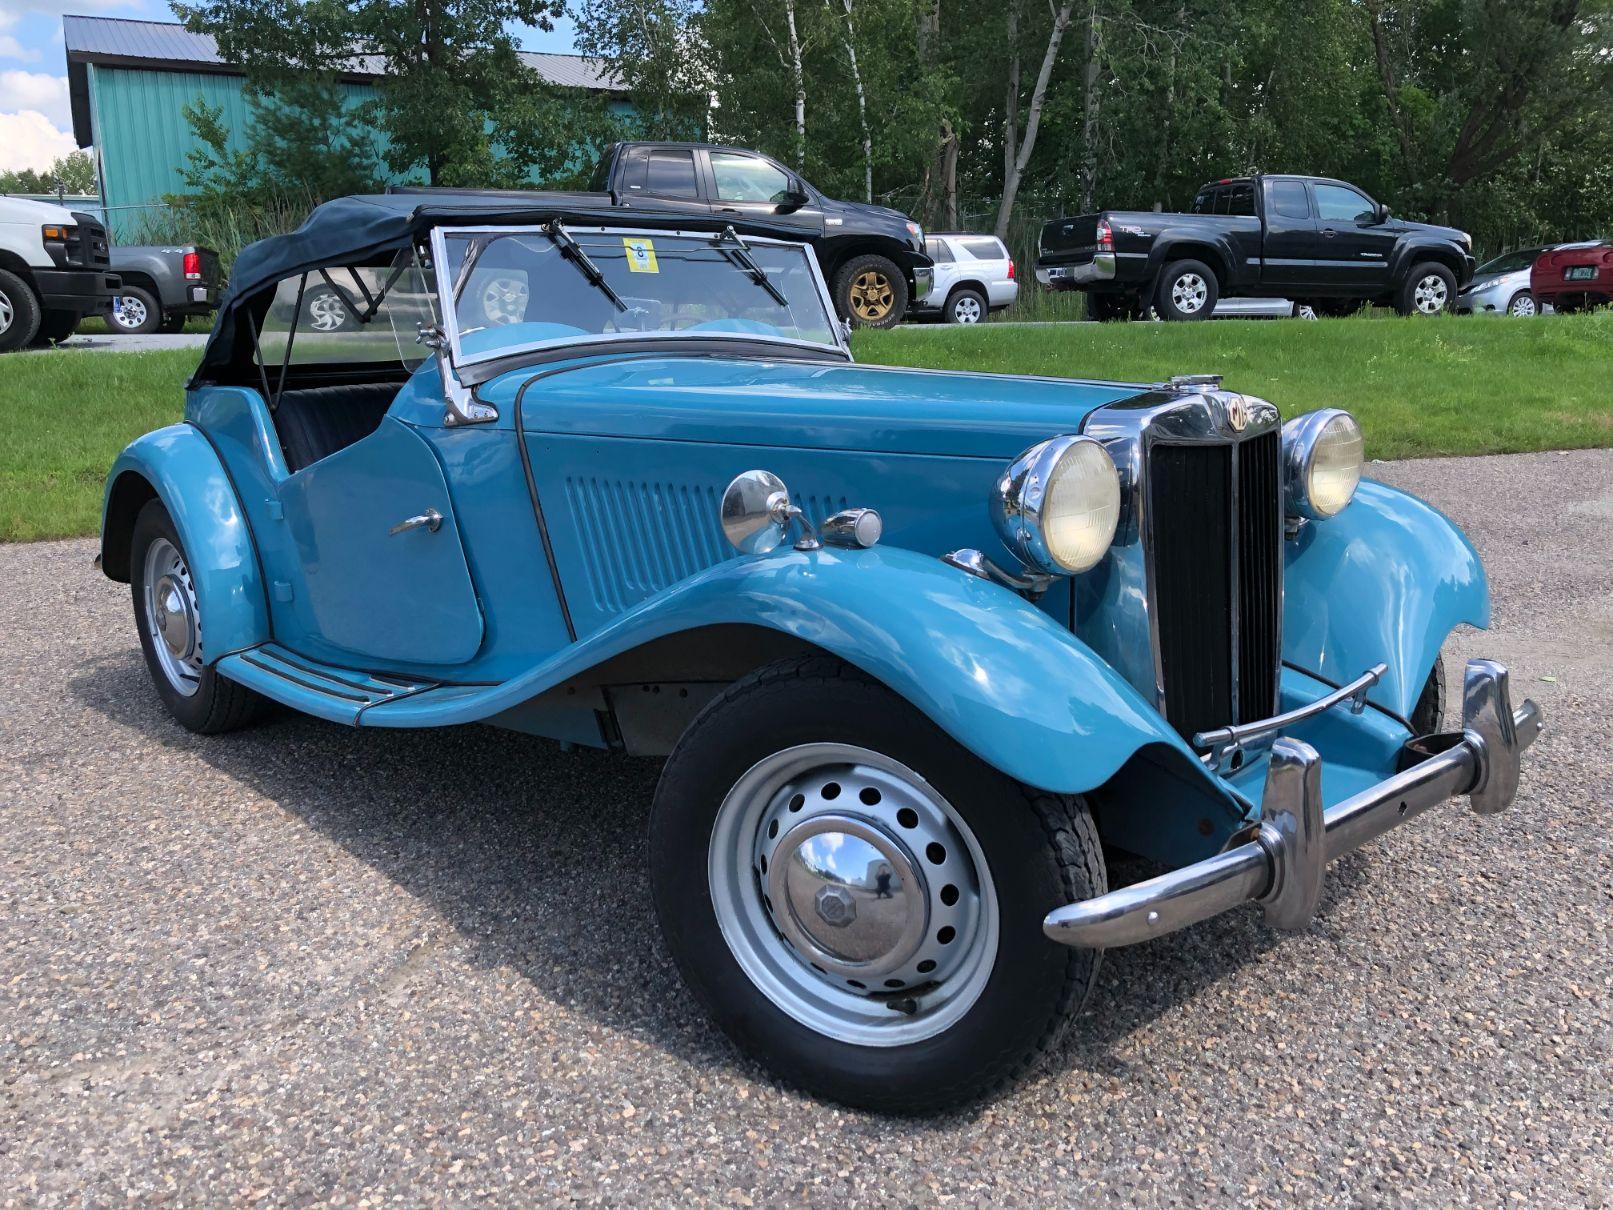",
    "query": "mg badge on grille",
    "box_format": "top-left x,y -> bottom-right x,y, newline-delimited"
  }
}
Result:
1225,394 -> 1250,432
